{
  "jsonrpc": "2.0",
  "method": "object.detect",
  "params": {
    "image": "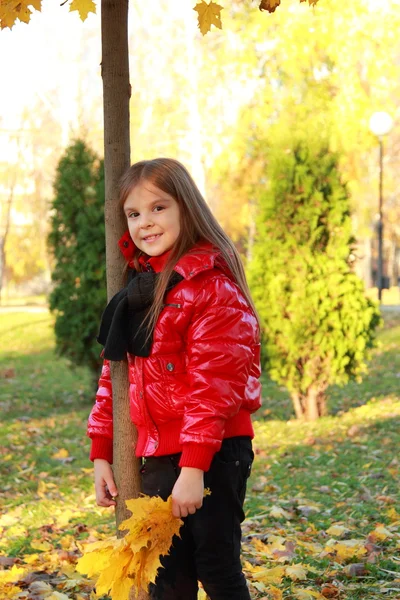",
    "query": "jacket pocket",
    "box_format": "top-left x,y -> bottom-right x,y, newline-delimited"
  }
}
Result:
156,353 -> 188,416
